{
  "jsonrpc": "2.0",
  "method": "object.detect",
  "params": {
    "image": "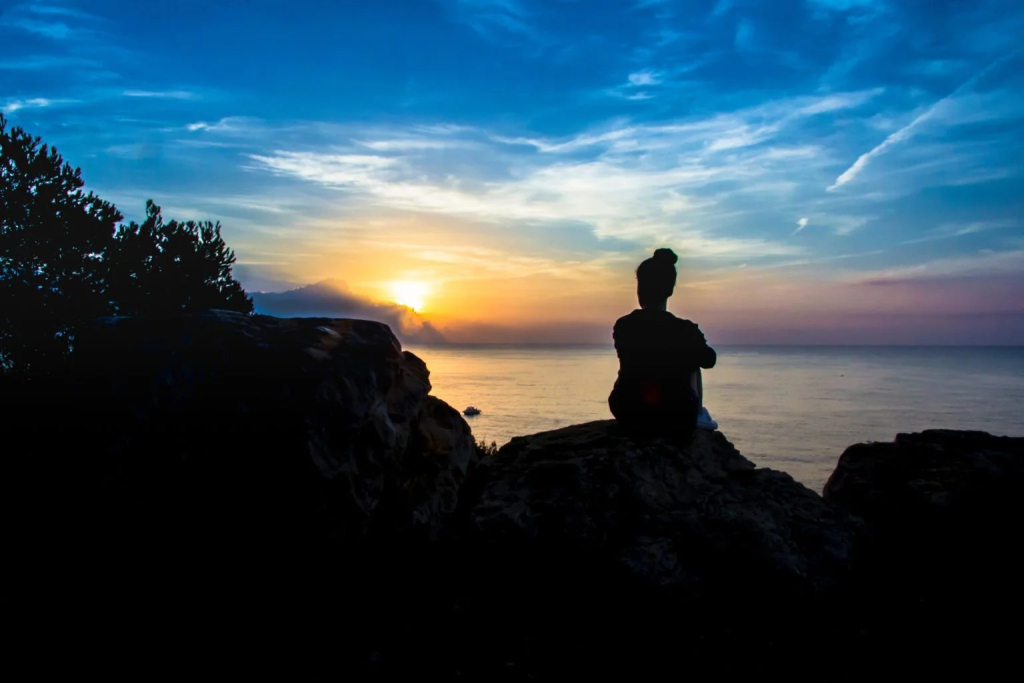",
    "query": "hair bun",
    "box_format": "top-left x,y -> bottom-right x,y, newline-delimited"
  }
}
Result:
652,248 -> 678,265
